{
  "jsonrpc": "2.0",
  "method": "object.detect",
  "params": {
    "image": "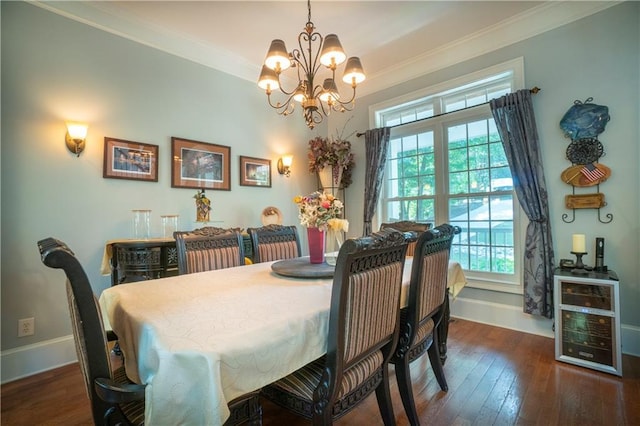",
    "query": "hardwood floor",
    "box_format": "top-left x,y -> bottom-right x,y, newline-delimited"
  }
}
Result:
2,319 -> 639,425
